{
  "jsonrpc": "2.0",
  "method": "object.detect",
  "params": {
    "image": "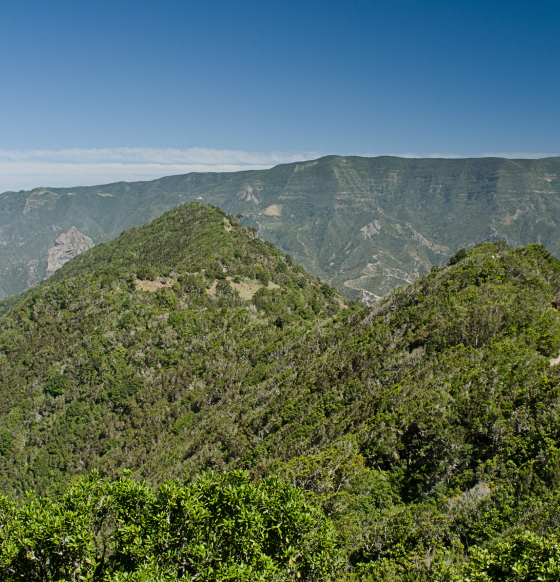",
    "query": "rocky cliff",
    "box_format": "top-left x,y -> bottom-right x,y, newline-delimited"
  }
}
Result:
44,227 -> 94,279
1,155 -> 559,299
